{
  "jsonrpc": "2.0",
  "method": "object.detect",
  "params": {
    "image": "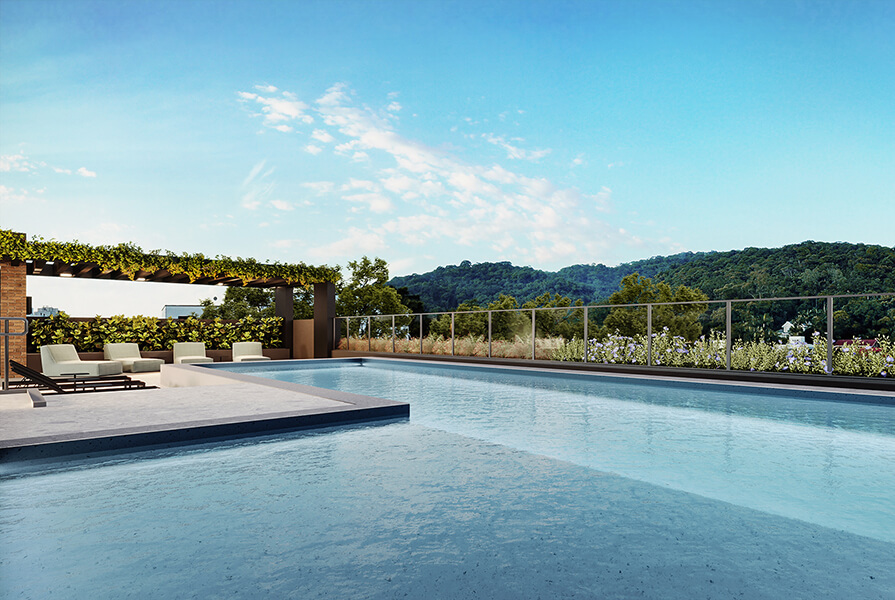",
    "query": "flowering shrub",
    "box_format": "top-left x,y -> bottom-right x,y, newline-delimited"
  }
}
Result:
340,328 -> 894,377
555,329 -> 892,377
